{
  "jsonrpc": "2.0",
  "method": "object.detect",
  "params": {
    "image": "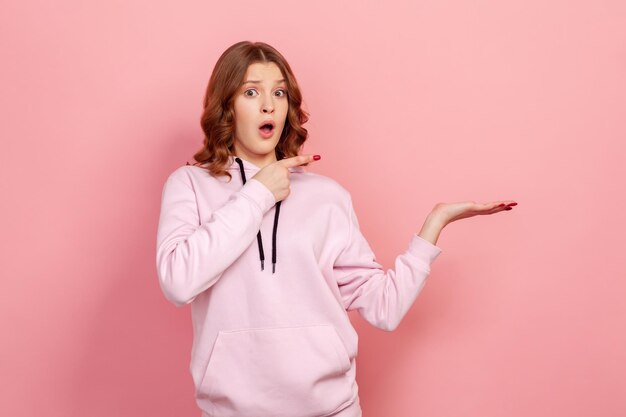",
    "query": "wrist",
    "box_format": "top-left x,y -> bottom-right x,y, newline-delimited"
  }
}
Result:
426,210 -> 448,229
418,212 -> 446,246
